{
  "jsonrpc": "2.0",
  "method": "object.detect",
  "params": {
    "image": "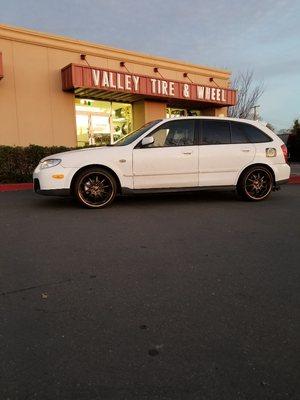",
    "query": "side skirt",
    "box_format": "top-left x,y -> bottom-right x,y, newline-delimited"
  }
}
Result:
121,185 -> 236,195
